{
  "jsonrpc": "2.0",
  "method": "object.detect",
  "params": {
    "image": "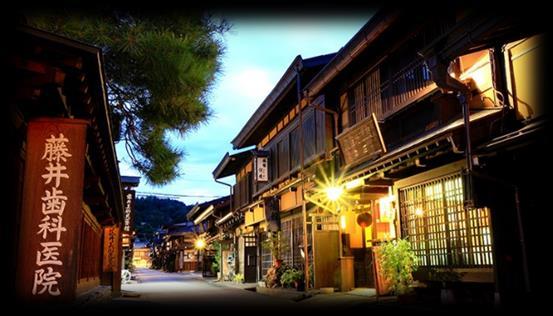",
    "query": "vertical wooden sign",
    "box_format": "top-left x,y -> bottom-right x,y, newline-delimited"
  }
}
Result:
16,118 -> 88,302
103,226 -> 120,272
122,190 -> 135,234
